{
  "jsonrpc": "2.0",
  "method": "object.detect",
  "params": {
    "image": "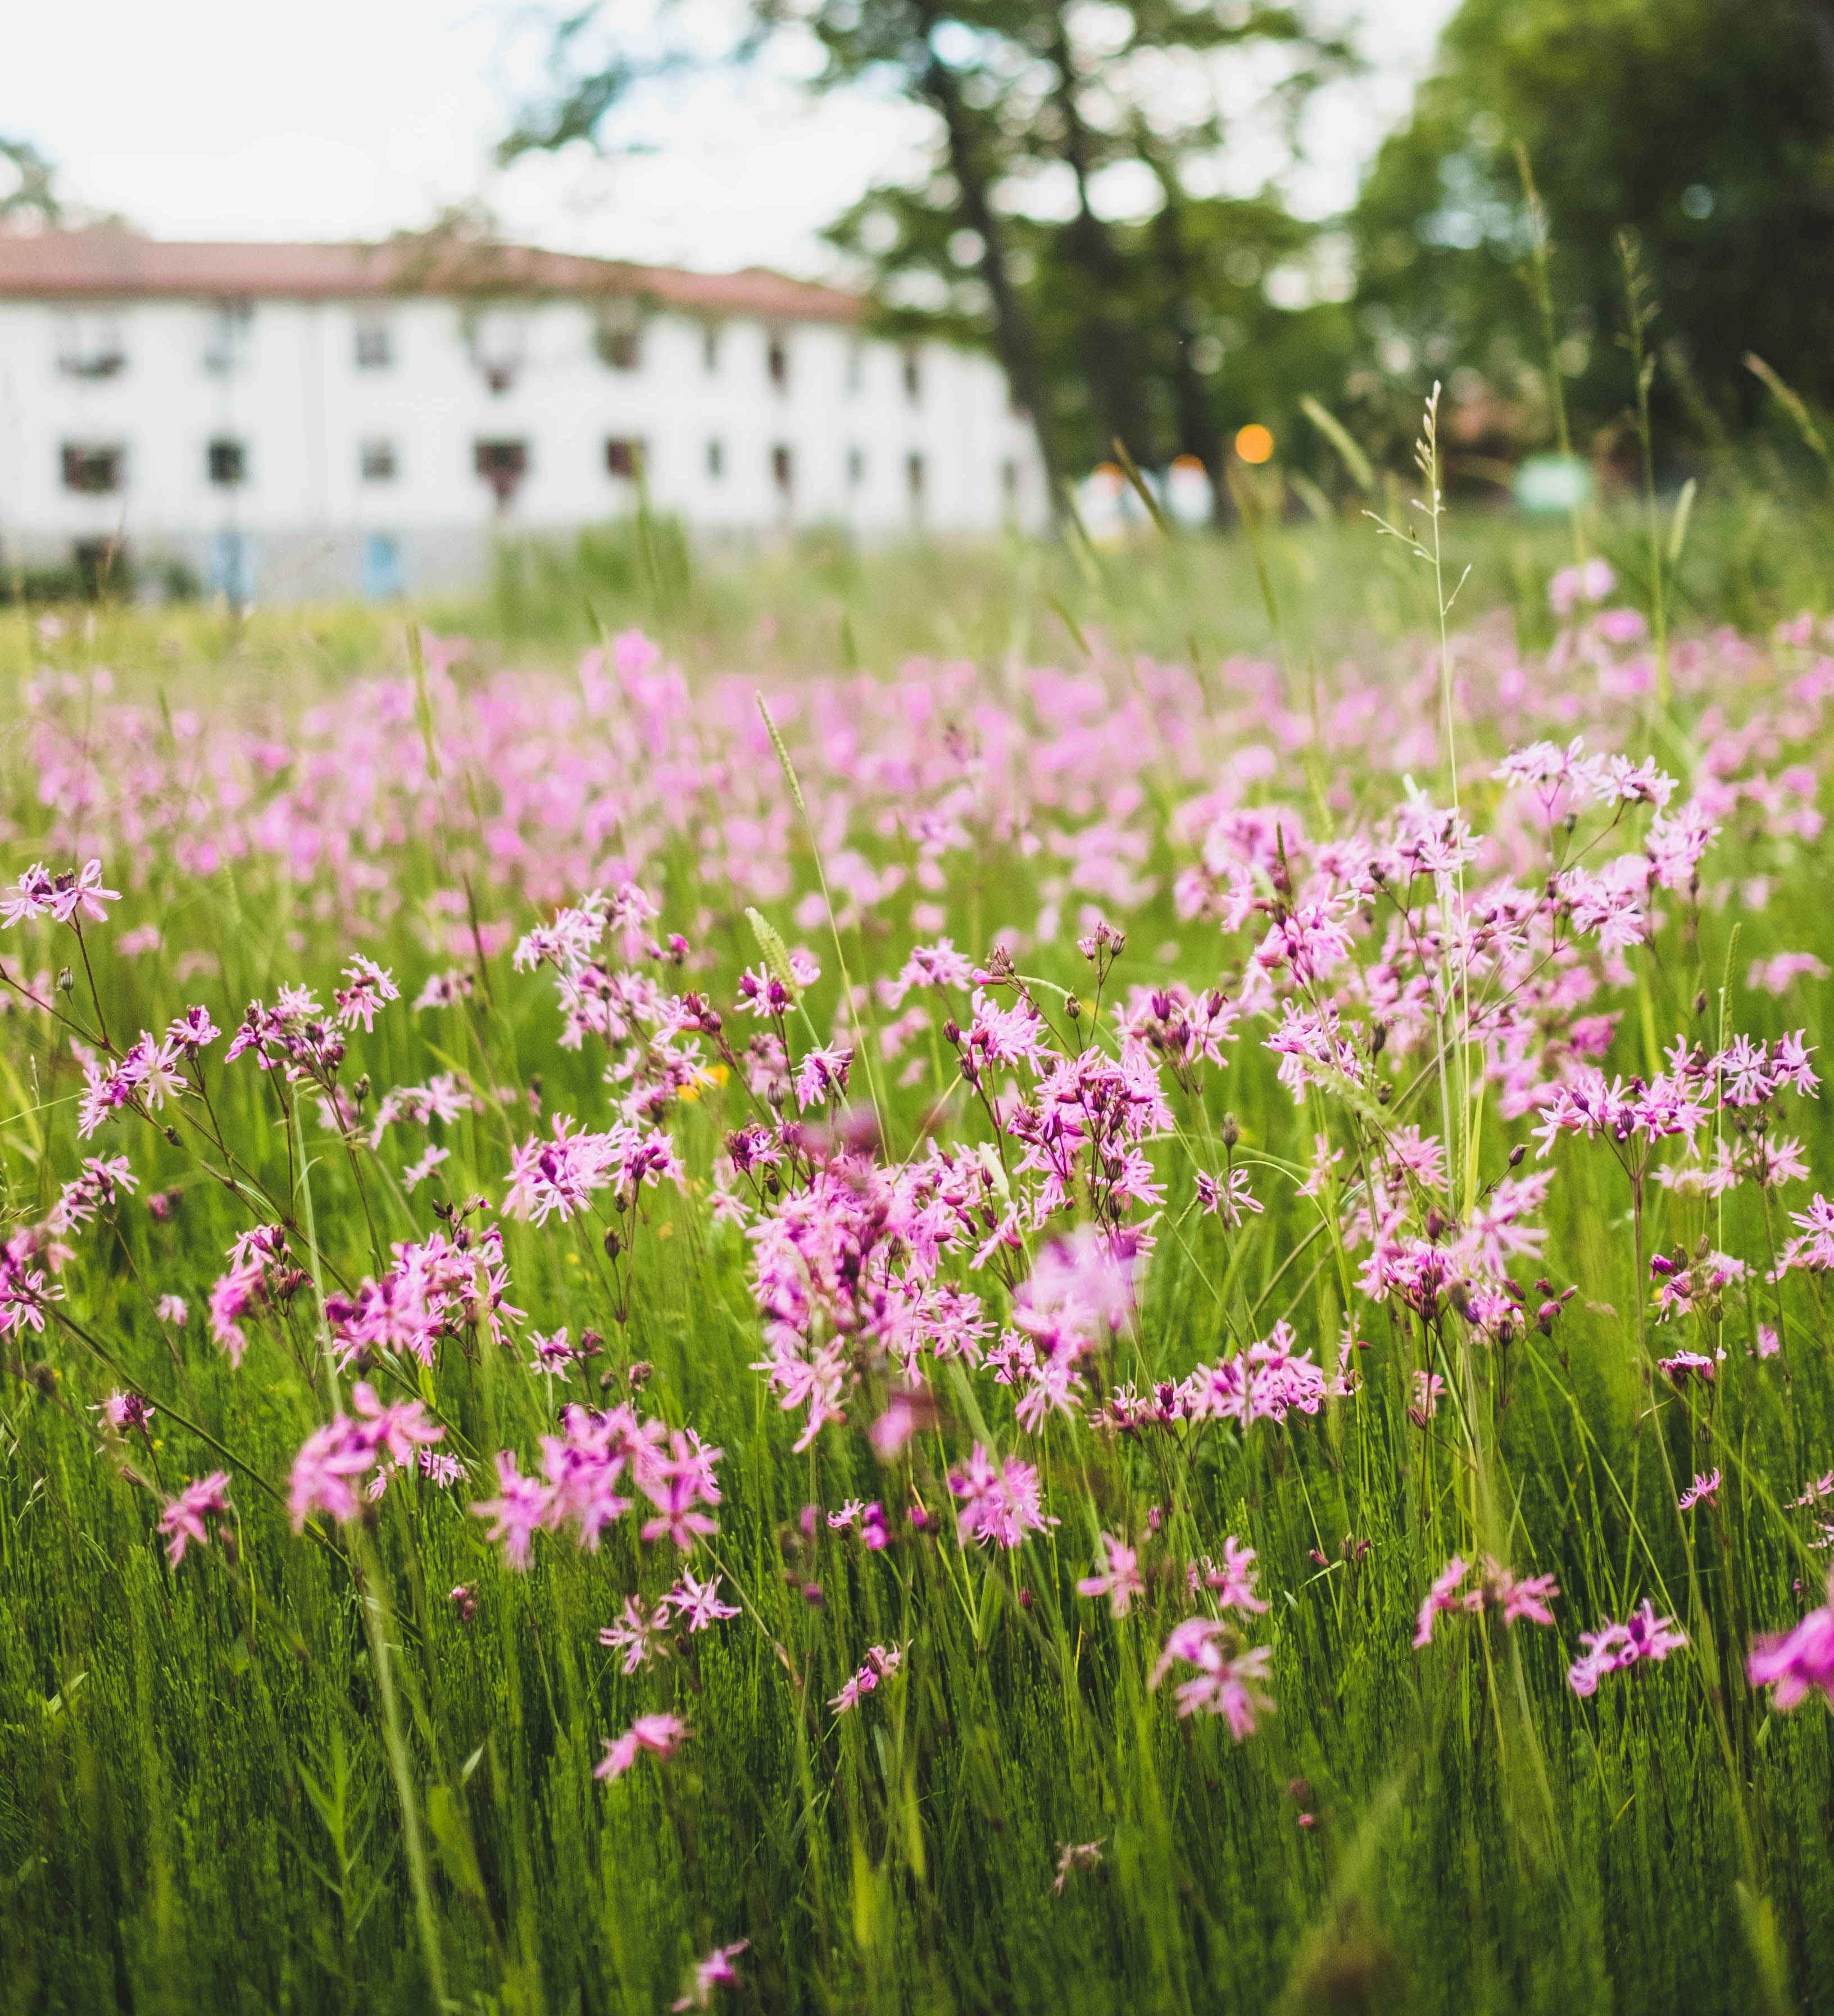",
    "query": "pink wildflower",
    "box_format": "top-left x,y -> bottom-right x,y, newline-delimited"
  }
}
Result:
1148,1620 -> 1274,1737
673,1941 -> 748,2010
1748,1569 -> 1834,1711
949,1443 -> 1057,1549
1077,1532 -> 1144,1618
594,1711 -> 690,1781
1678,1469 -> 1721,1513
1568,1601 -> 1687,1696
157,1472 -> 231,1565
829,1642 -> 904,1713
